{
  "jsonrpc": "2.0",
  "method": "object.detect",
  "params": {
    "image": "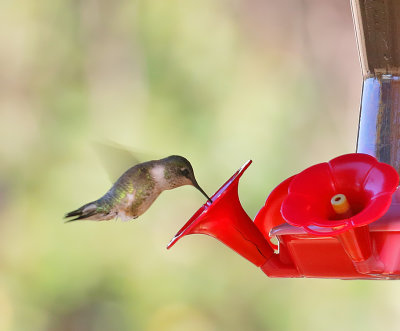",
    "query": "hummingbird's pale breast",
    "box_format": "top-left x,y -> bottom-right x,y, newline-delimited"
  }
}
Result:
117,176 -> 163,221
149,164 -> 169,190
